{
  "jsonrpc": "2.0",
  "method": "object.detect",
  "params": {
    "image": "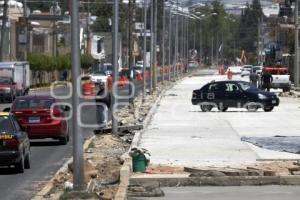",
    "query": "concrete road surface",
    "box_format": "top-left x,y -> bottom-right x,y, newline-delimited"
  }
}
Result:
129,186 -> 300,200
139,73 -> 300,168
